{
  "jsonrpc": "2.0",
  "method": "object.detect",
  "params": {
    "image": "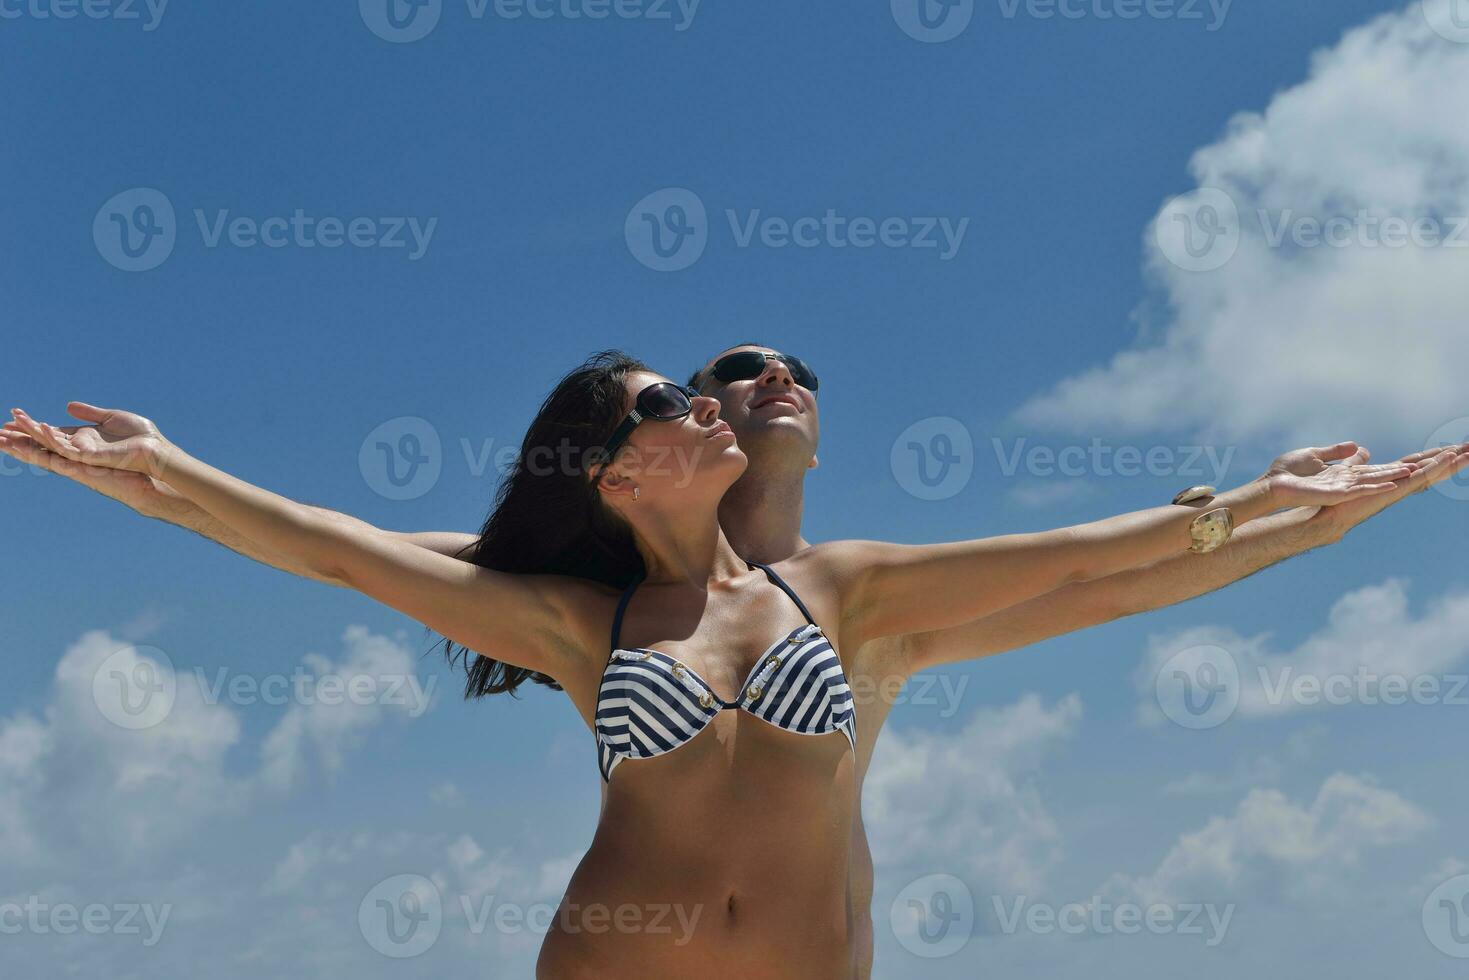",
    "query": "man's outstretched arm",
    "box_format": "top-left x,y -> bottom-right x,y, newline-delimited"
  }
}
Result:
901,442 -> 1467,675
0,426 -> 478,586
